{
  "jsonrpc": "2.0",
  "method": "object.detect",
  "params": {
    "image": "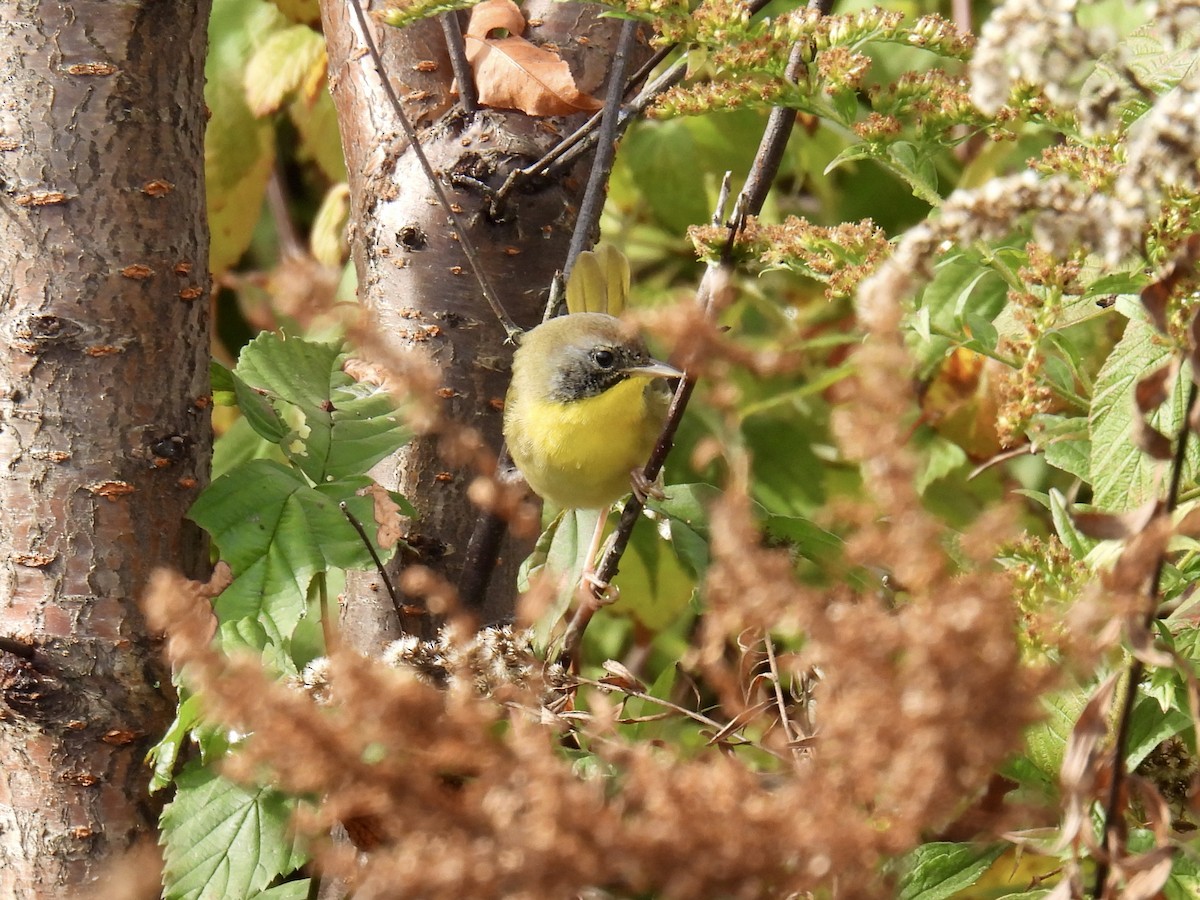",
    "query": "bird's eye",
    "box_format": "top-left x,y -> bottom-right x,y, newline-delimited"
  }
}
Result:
592,349 -> 616,369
